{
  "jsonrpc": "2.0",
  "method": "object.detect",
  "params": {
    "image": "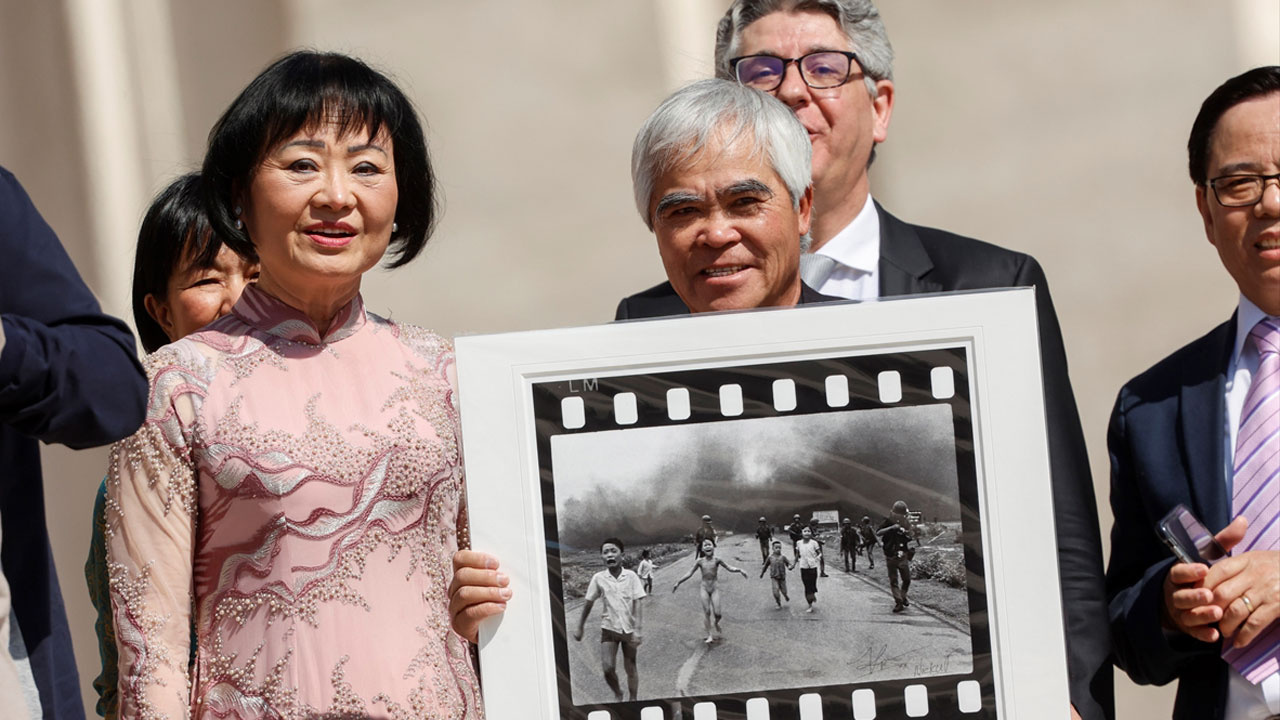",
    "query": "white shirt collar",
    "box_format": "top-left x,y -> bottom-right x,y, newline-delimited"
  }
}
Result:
814,194 -> 879,274
1231,294 -> 1271,372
